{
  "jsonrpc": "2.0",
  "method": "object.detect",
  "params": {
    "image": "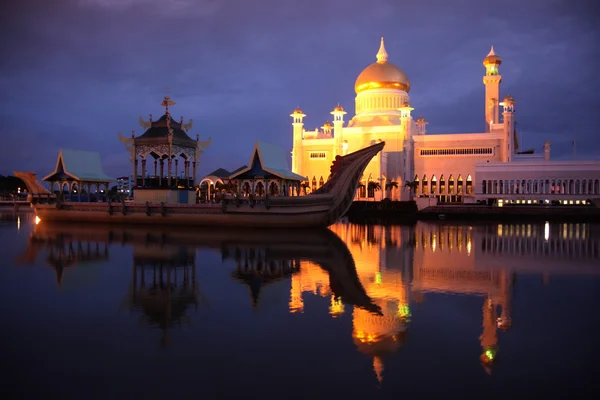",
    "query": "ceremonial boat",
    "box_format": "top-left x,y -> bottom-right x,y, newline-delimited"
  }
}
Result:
15,141 -> 384,229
